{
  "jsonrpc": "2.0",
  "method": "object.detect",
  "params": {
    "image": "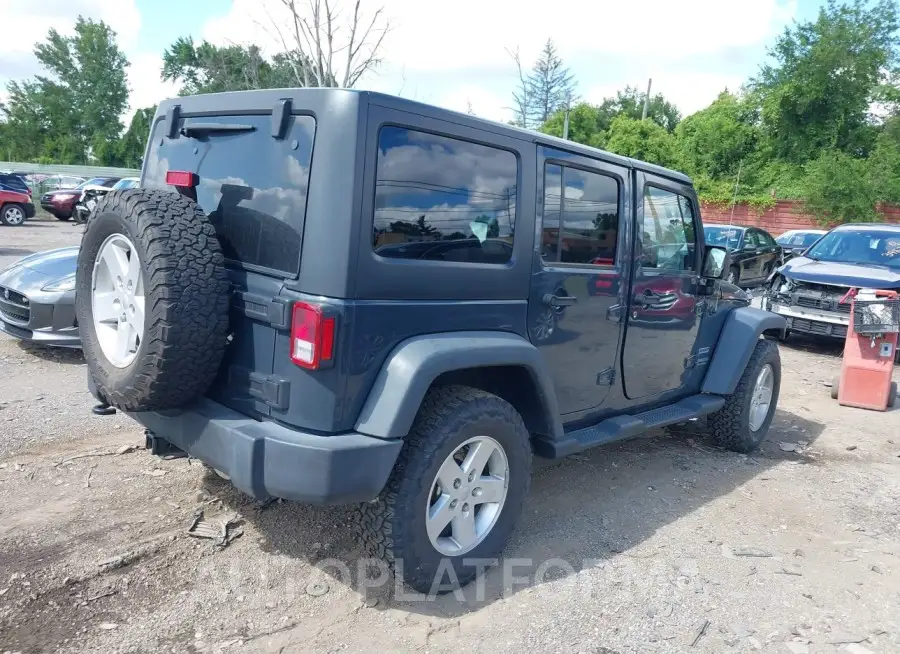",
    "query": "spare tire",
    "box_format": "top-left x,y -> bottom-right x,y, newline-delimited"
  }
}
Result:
75,189 -> 230,411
